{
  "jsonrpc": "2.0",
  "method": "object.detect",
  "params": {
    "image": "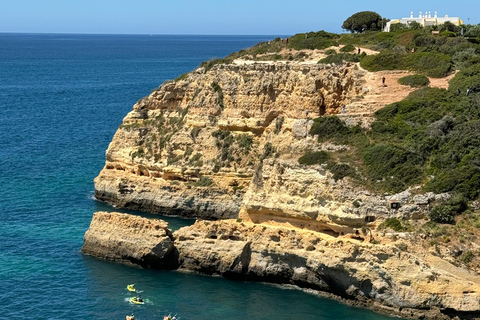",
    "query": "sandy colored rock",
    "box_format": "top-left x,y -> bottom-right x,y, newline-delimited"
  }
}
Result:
174,219 -> 480,319
82,211 -> 178,269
